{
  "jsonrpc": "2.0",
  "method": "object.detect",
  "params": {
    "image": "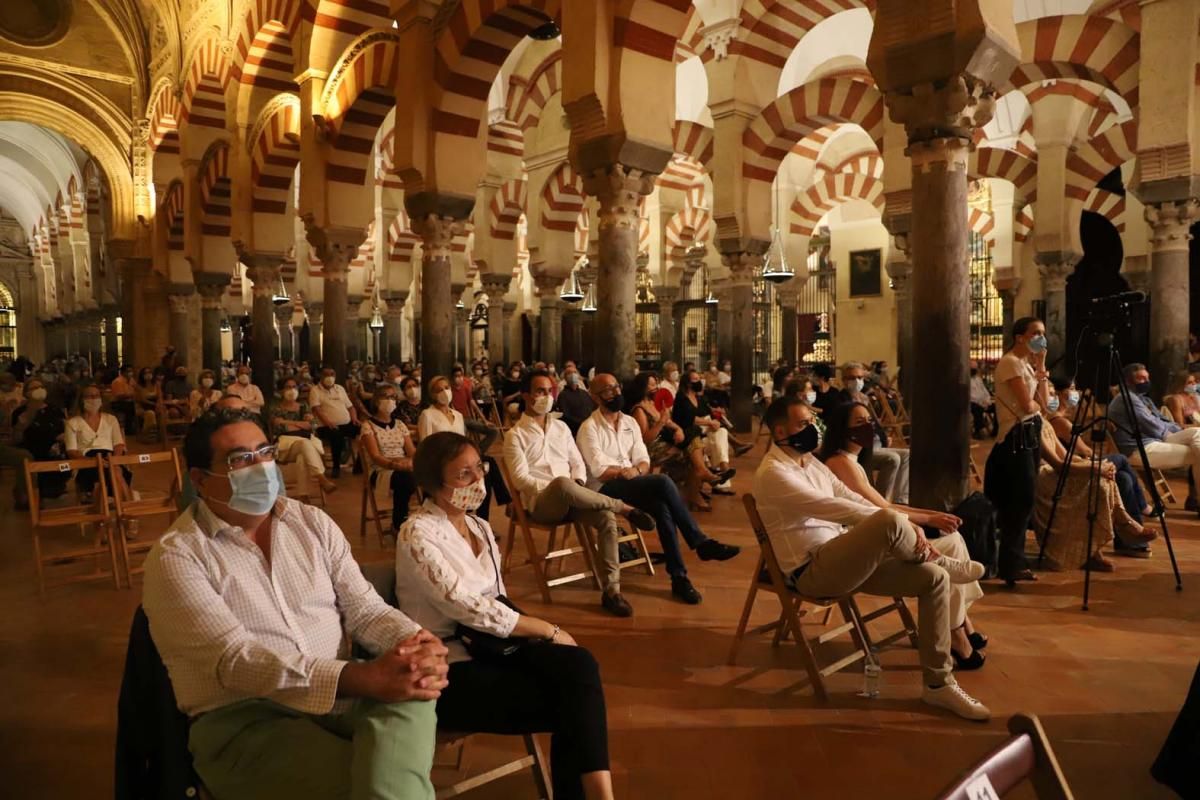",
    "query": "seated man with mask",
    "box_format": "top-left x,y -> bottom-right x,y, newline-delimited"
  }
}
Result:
143,408 -> 447,799
578,373 -> 741,607
753,396 -> 990,721
504,369 -> 656,618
